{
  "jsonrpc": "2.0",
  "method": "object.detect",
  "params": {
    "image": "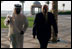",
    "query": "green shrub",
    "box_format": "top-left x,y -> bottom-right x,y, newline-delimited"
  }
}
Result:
1,17 -> 35,28
58,11 -> 71,15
